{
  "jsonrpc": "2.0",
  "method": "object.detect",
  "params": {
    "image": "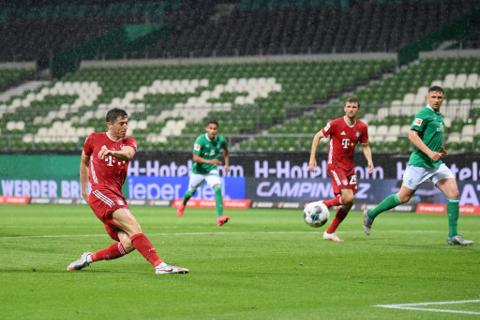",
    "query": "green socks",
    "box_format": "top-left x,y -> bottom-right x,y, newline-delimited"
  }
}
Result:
214,185 -> 223,217
182,190 -> 193,205
446,199 -> 459,237
368,194 -> 402,219
368,194 -> 460,237
182,186 -> 224,218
